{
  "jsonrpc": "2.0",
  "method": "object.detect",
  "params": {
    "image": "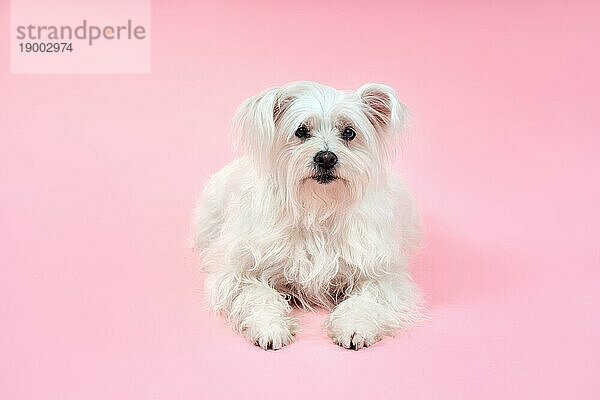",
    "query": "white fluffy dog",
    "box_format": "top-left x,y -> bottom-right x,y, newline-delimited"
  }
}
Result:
192,81 -> 422,350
